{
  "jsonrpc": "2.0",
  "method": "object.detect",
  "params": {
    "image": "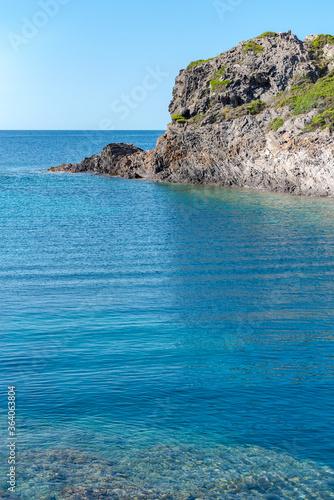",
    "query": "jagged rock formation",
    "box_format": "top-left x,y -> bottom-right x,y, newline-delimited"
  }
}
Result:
51,31 -> 334,196
50,143 -> 144,178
